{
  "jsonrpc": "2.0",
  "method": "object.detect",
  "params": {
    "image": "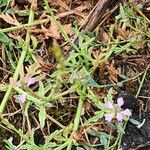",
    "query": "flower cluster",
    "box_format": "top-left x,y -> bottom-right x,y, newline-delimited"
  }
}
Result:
14,77 -> 36,88
104,97 -> 132,122
13,77 -> 36,104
